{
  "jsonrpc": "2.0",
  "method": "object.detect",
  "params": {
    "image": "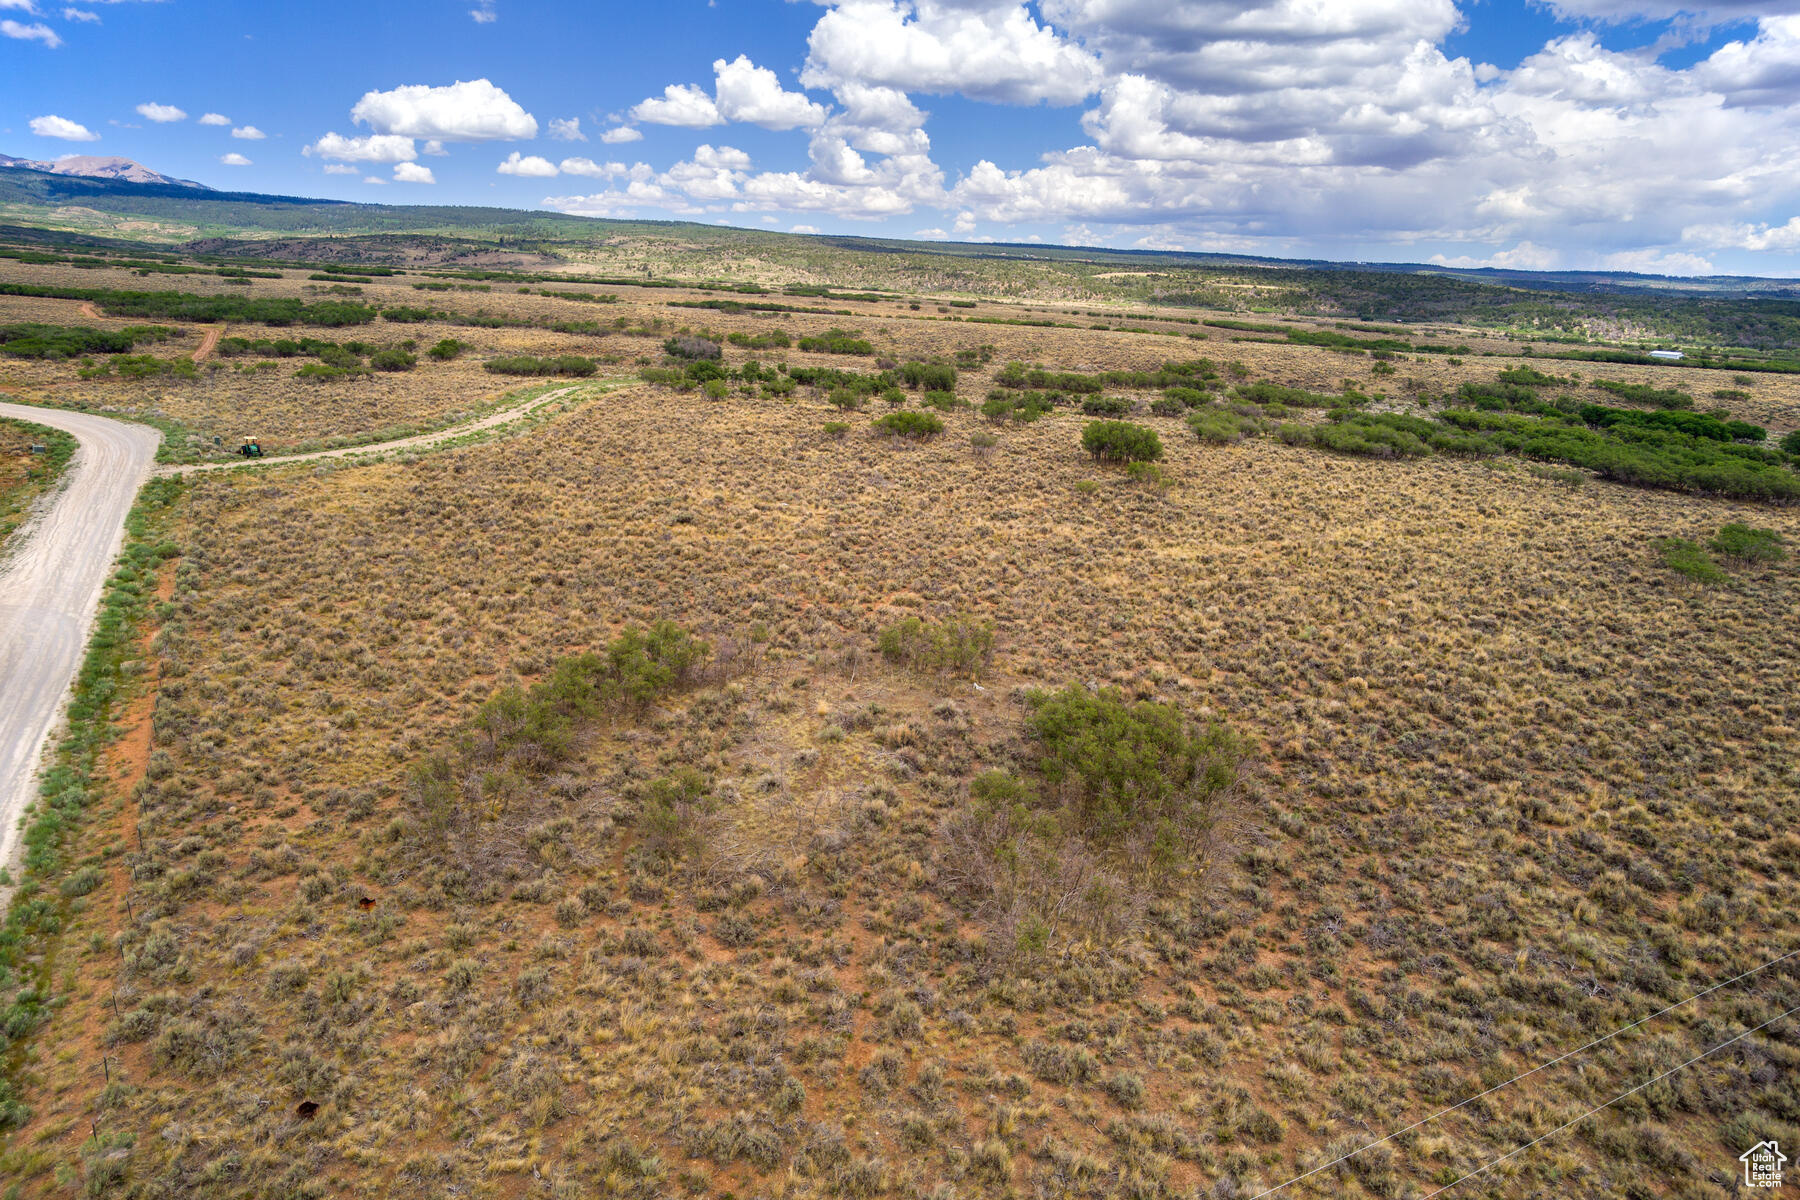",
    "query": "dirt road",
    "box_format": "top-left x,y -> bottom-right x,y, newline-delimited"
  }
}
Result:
0,402 -> 160,888
155,382 -> 589,476
0,383 -> 594,890
192,324 -> 224,364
